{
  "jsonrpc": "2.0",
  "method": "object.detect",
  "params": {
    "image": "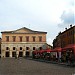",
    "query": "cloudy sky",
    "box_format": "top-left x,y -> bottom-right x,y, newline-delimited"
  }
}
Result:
0,0 -> 75,45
